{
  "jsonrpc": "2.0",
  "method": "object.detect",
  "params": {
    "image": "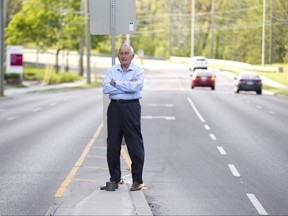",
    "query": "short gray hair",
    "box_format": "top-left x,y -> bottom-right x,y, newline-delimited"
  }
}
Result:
119,43 -> 134,55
